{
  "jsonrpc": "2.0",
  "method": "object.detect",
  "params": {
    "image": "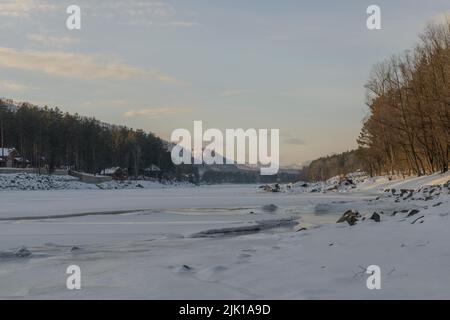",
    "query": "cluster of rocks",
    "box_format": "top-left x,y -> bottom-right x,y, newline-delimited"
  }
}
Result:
337,180 -> 450,227
259,184 -> 282,193
0,173 -> 189,191
293,174 -> 363,193
259,172 -> 369,194
336,210 -> 381,226
337,202 -> 430,227
0,173 -> 92,191
384,180 -> 450,203
325,177 -> 357,192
